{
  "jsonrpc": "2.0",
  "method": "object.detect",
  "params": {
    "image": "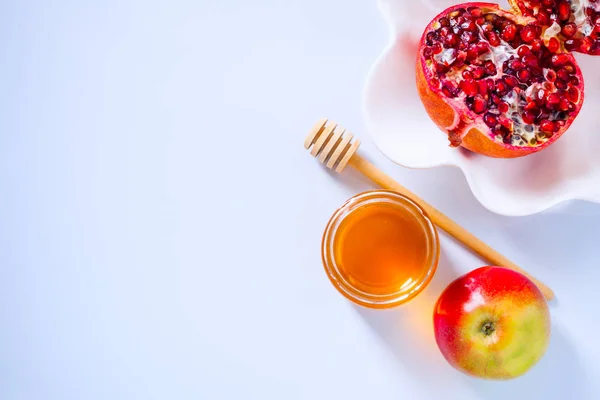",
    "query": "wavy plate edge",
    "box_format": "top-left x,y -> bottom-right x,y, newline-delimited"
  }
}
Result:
361,0 -> 599,217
